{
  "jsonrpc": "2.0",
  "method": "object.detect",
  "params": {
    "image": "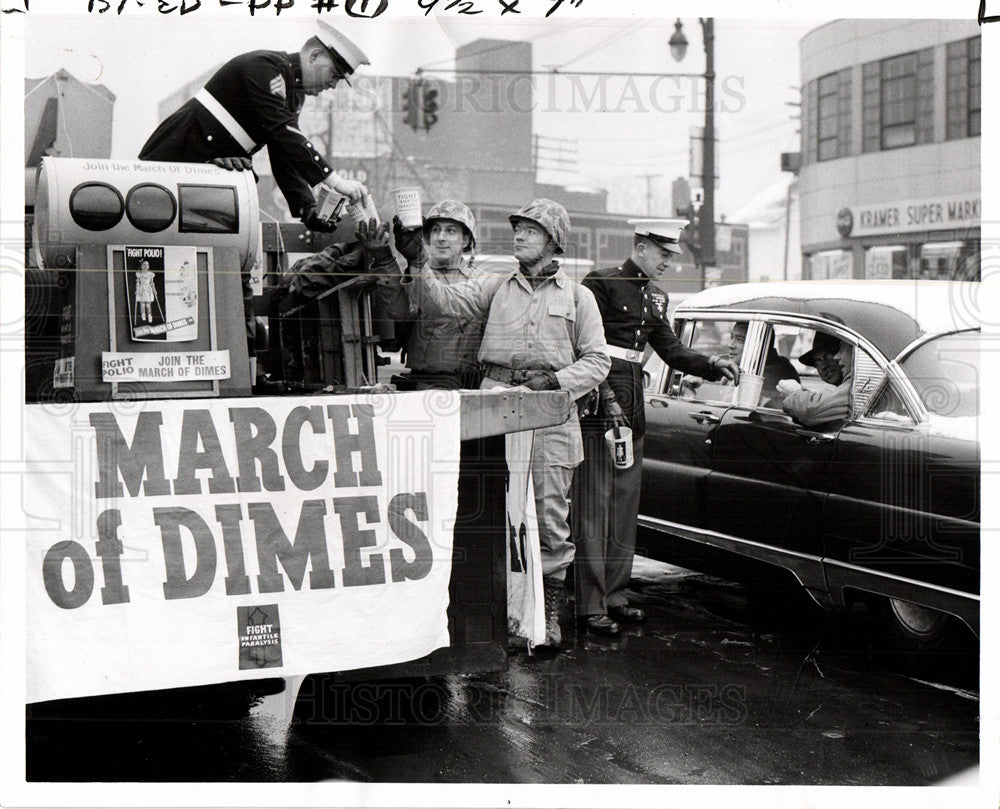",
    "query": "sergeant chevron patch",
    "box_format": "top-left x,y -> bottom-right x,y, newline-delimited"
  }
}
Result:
269,75 -> 286,99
